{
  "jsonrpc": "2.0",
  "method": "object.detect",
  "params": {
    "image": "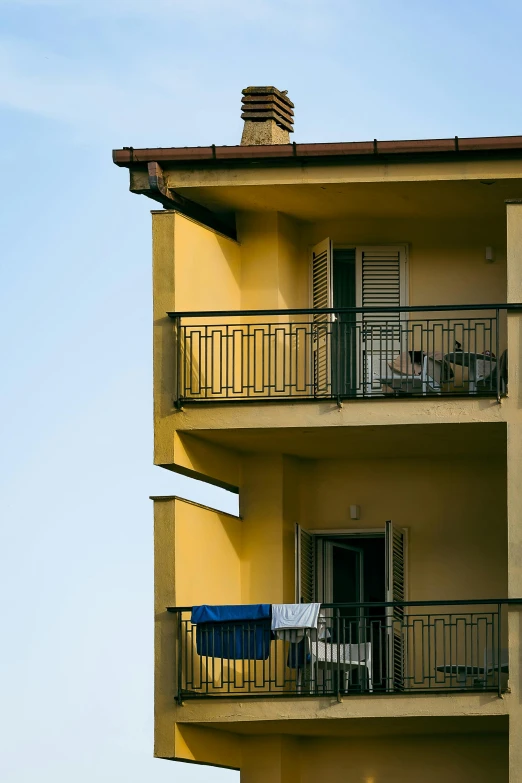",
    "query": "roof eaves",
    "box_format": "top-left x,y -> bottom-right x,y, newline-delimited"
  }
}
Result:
112,135 -> 522,168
